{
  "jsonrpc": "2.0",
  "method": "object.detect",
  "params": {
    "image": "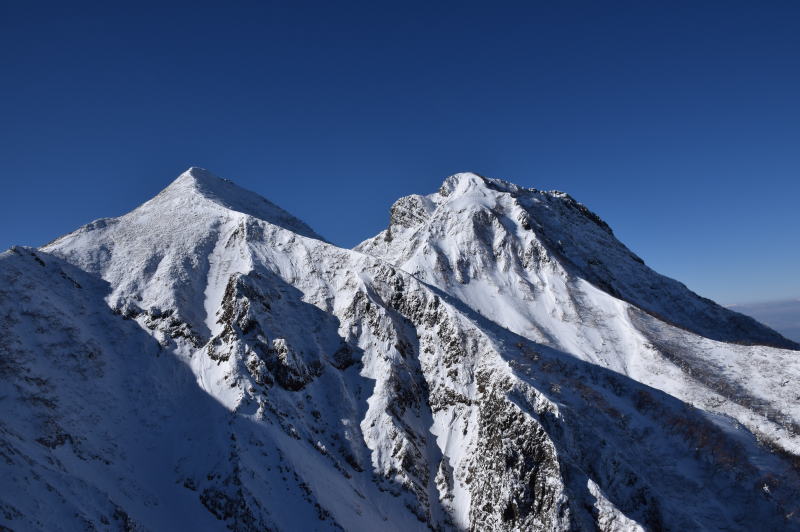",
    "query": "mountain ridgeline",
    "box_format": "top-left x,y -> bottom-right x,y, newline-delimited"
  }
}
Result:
1,168 -> 798,531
